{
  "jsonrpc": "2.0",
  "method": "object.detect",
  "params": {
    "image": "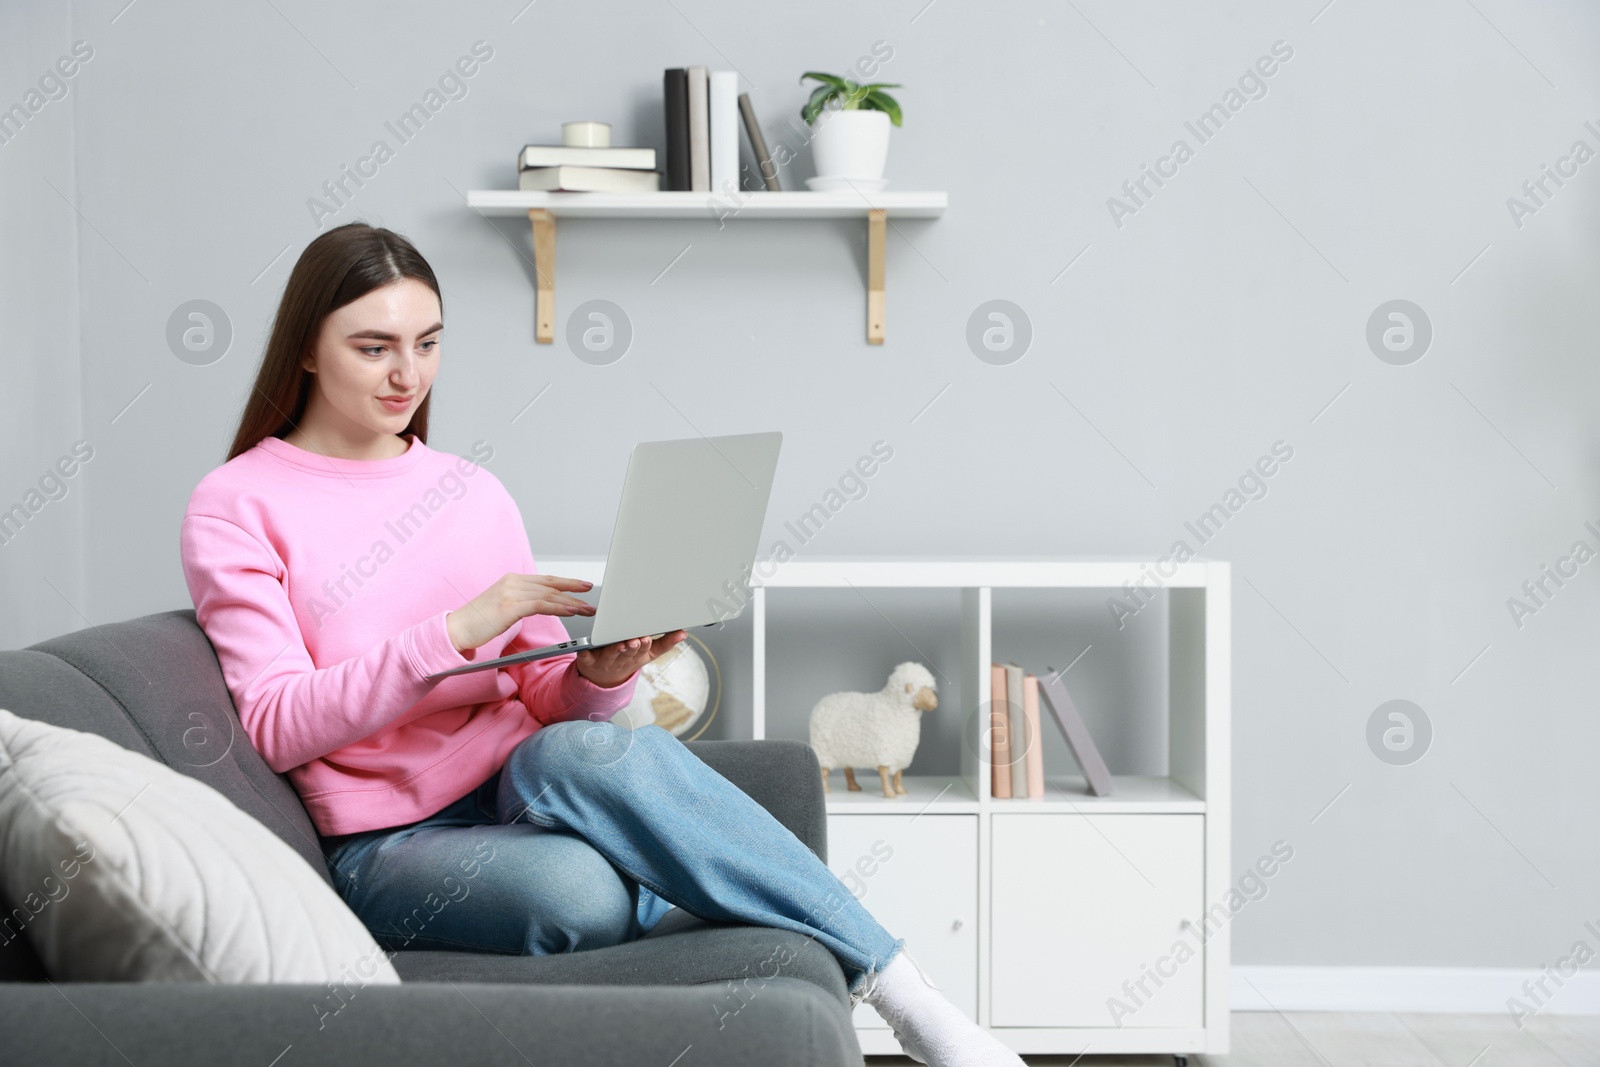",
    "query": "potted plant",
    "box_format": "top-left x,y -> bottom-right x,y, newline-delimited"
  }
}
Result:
799,72 -> 902,189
